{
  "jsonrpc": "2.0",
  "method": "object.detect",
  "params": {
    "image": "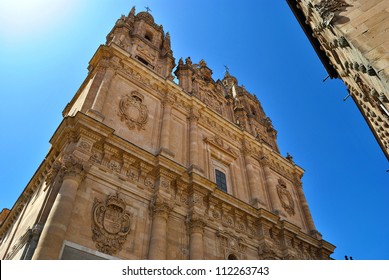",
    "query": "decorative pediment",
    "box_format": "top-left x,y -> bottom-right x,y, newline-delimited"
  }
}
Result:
204,136 -> 238,164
